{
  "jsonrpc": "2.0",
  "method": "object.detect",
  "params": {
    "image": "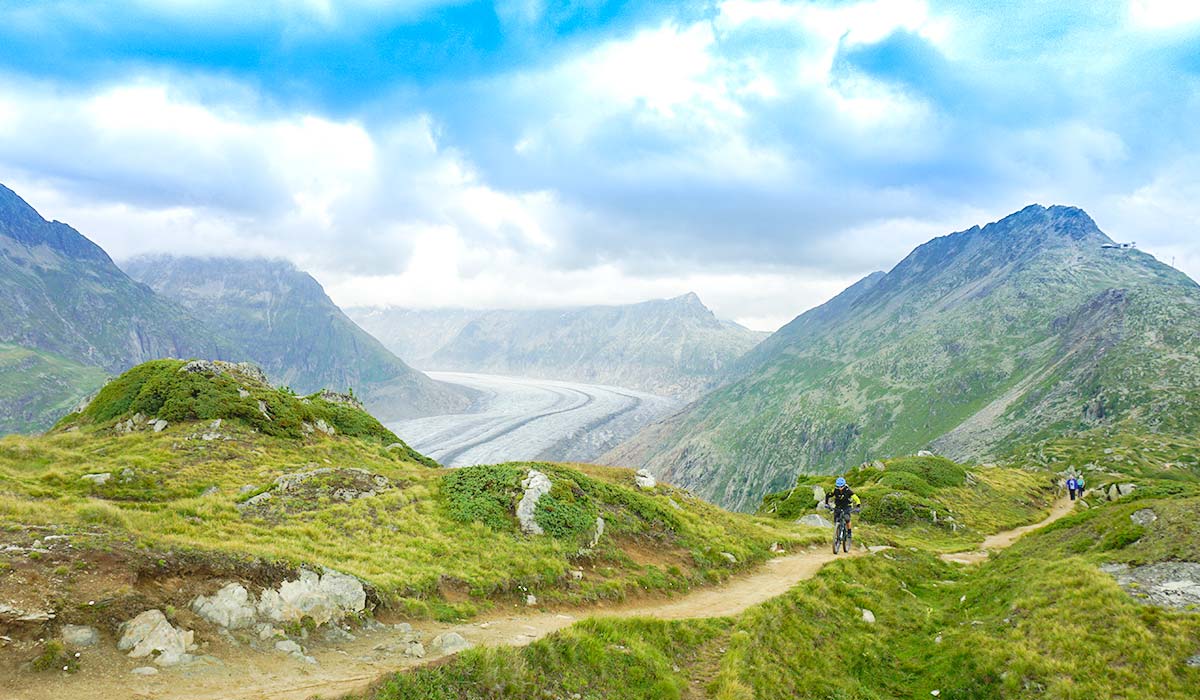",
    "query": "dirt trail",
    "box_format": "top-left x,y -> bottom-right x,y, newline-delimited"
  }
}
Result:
8,502 -> 1073,700
939,496 -> 1075,565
